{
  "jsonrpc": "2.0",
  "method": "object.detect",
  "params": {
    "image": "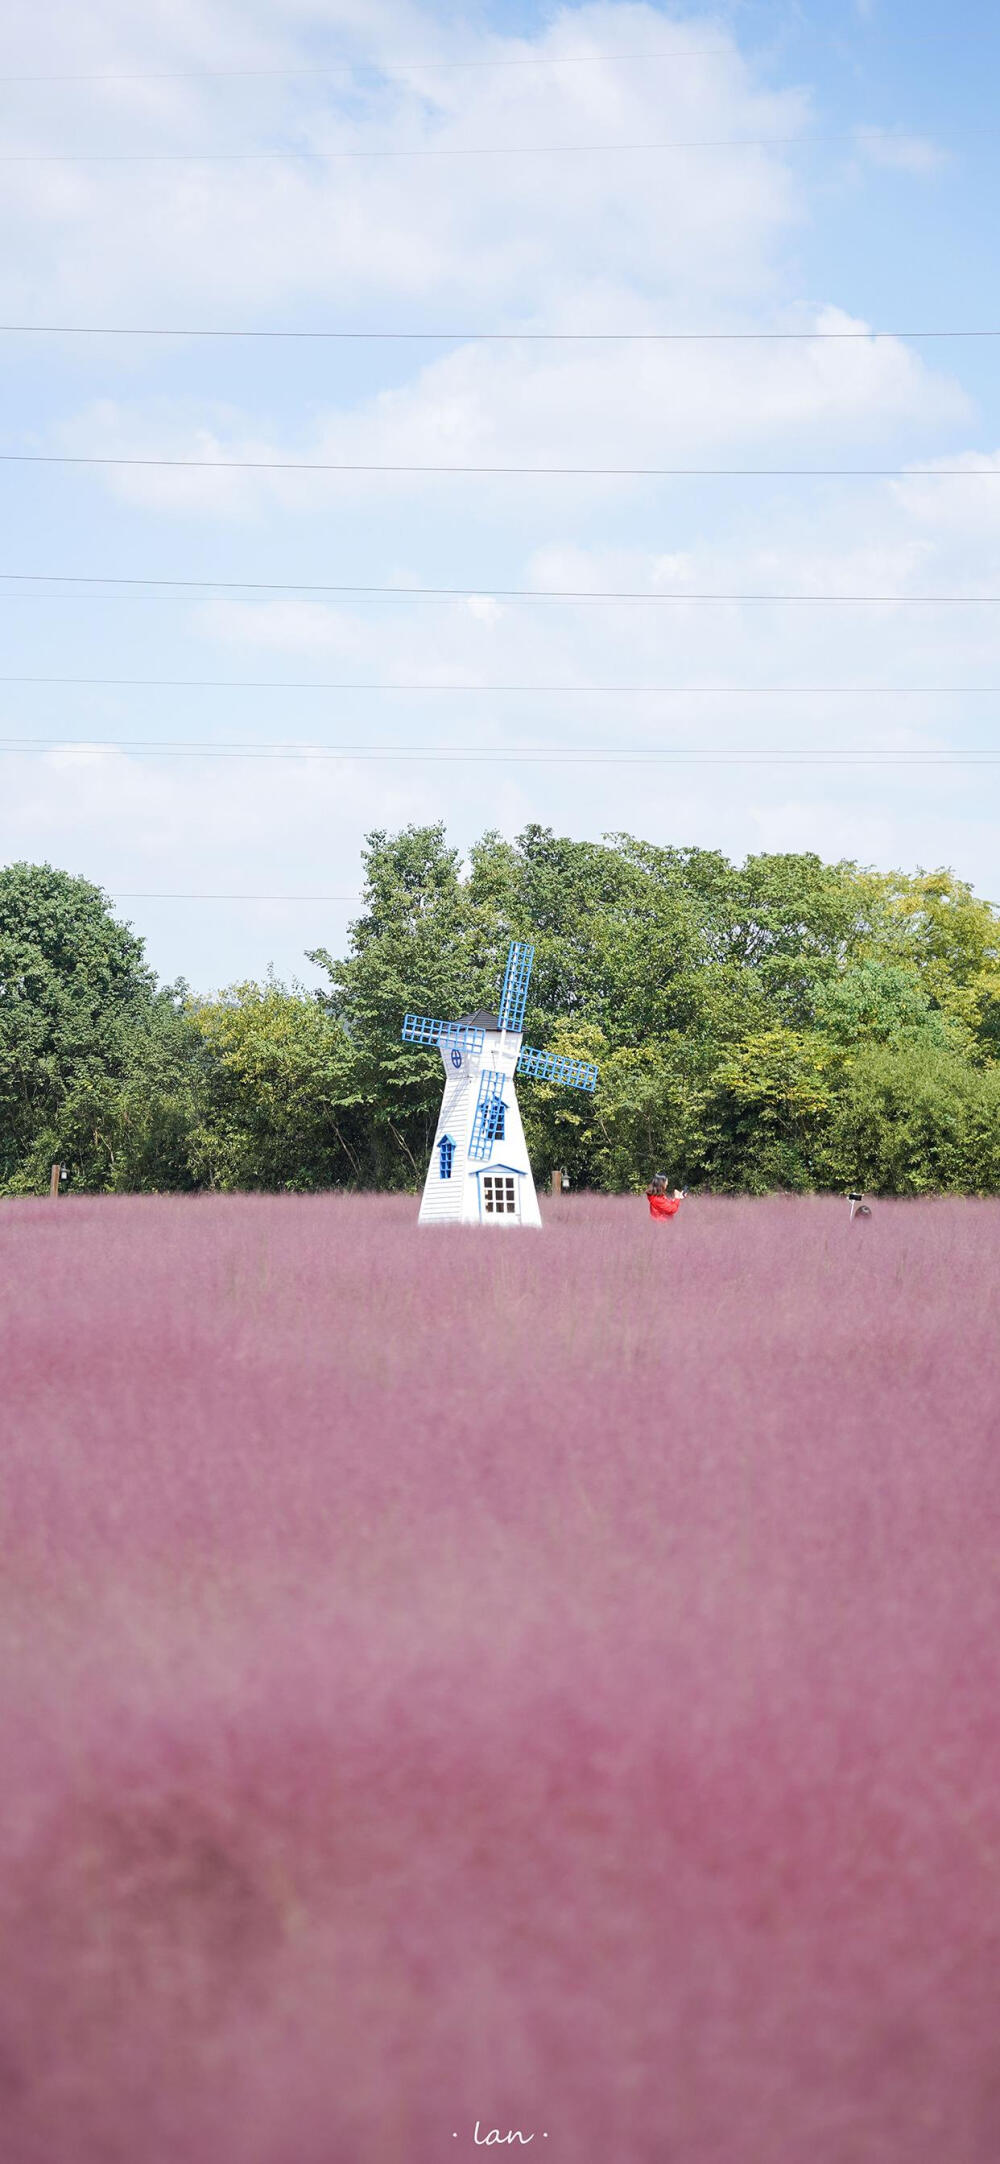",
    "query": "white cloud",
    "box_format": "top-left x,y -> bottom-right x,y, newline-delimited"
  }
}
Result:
854,127 -> 948,175
3,3 -> 811,322
3,0 -> 998,989
197,599 -> 375,654
51,303 -> 970,527
891,451 -> 1000,539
